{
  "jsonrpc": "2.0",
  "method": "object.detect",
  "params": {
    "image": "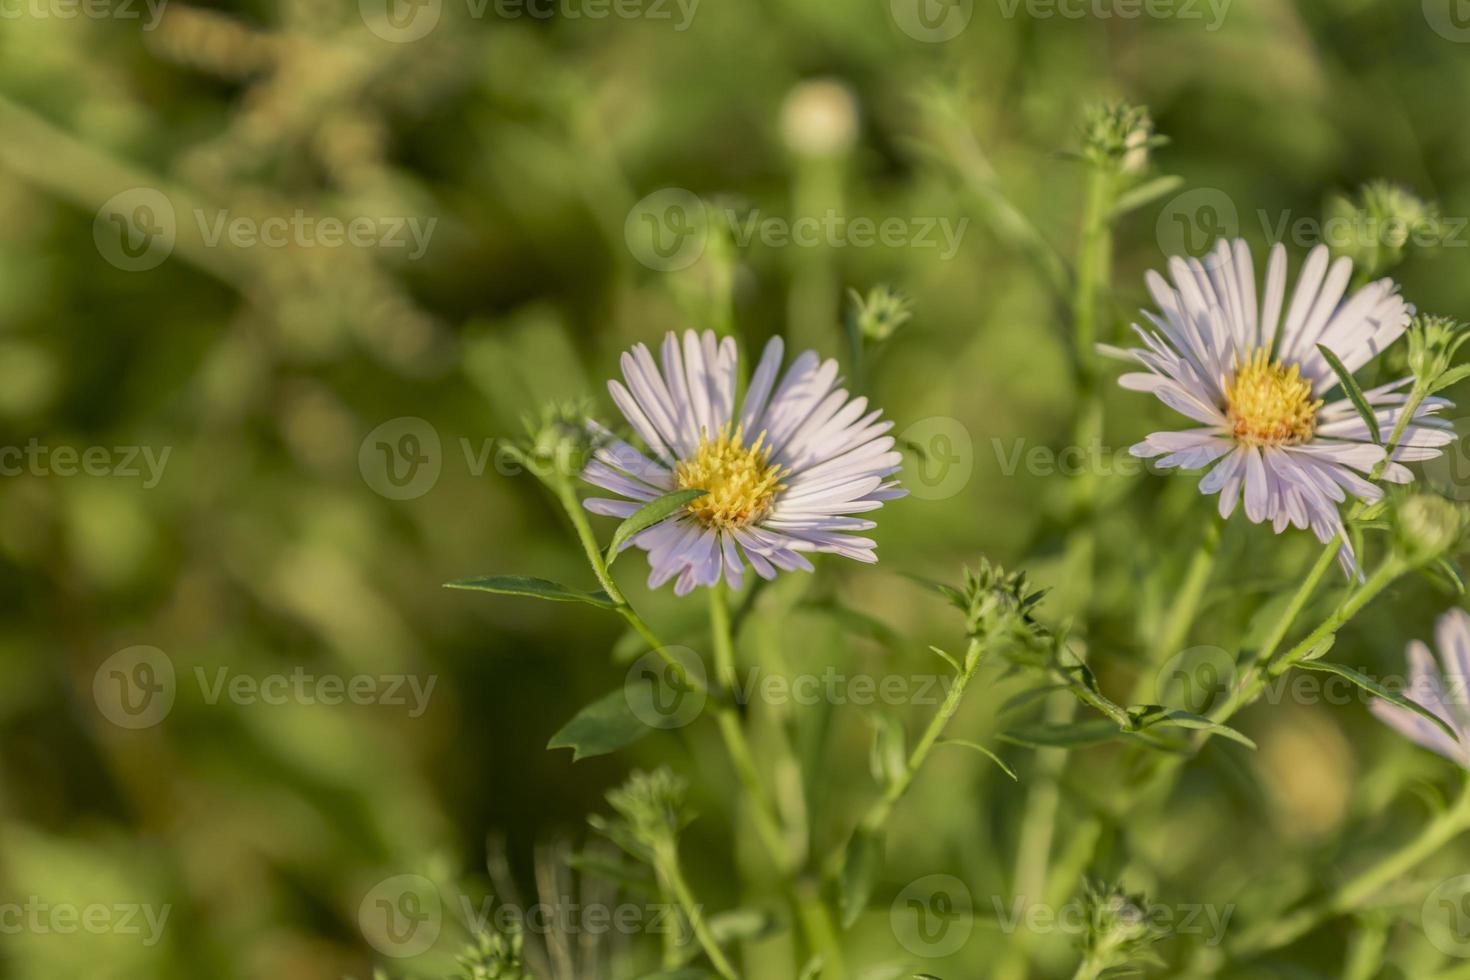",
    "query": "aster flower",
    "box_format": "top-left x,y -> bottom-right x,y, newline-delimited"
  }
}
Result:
1371,608 -> 1470,769
582,330 -> 905,594
1113,238 -> 1453,566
